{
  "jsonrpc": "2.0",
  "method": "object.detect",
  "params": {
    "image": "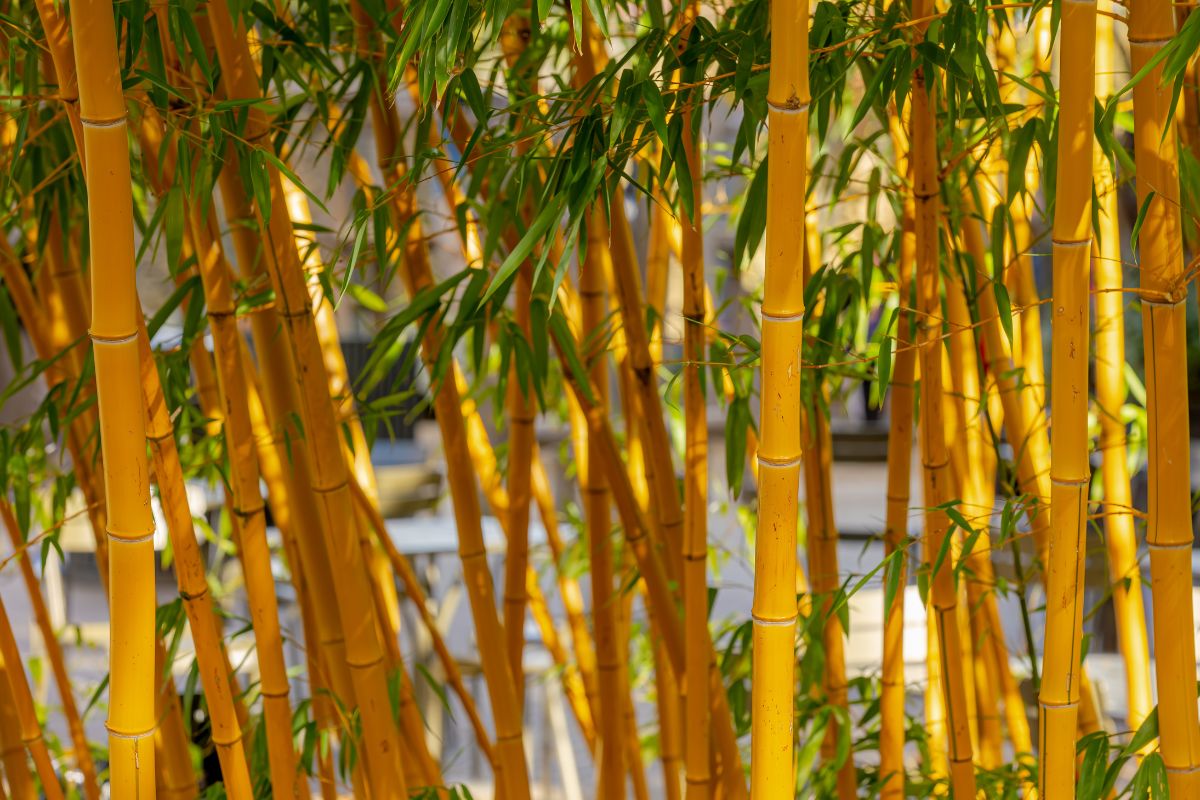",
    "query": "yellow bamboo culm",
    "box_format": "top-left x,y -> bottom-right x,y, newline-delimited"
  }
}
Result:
205,4 -> 411,792
1093,0 -> 1152,736
190,199 -> 302,797
576,200 -> 625,800
498,9 -> 539,713
944,265 -> 1002,769
0,594 -> 64,799
957,184 -> 1036,768
909,0 -> 975,790
679,18 -> 712,794
0,502 -> 99,798
879,153 -> 915,799
751,0 -> 808,791
67,0 -> 156,792
1130,0 -> 1200,791
0,643 -> 35,800
1038,0 -> 1096,792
